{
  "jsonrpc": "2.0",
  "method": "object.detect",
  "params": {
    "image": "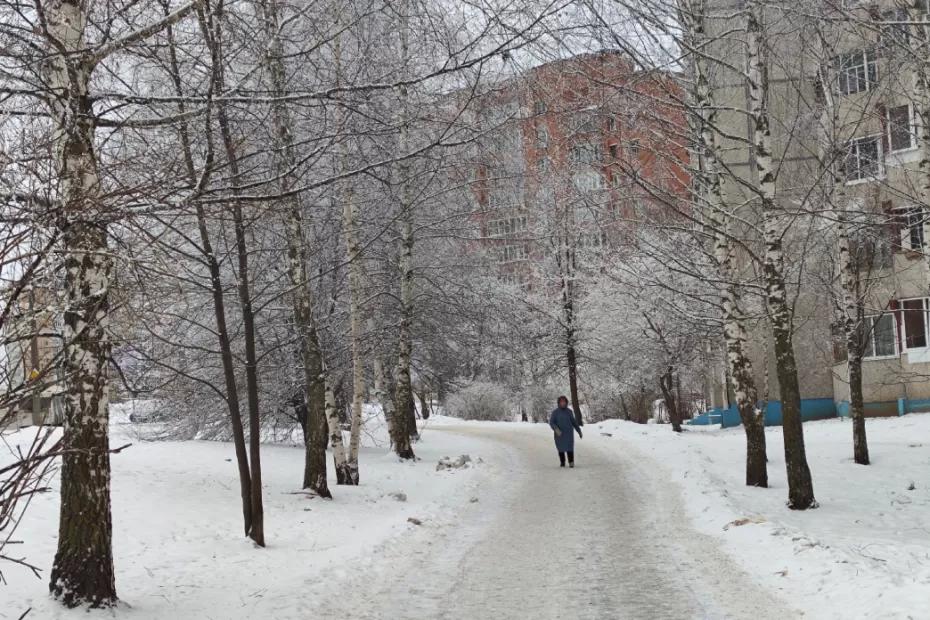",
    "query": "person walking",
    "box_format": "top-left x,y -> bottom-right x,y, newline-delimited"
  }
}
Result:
549,395 -> 582,467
